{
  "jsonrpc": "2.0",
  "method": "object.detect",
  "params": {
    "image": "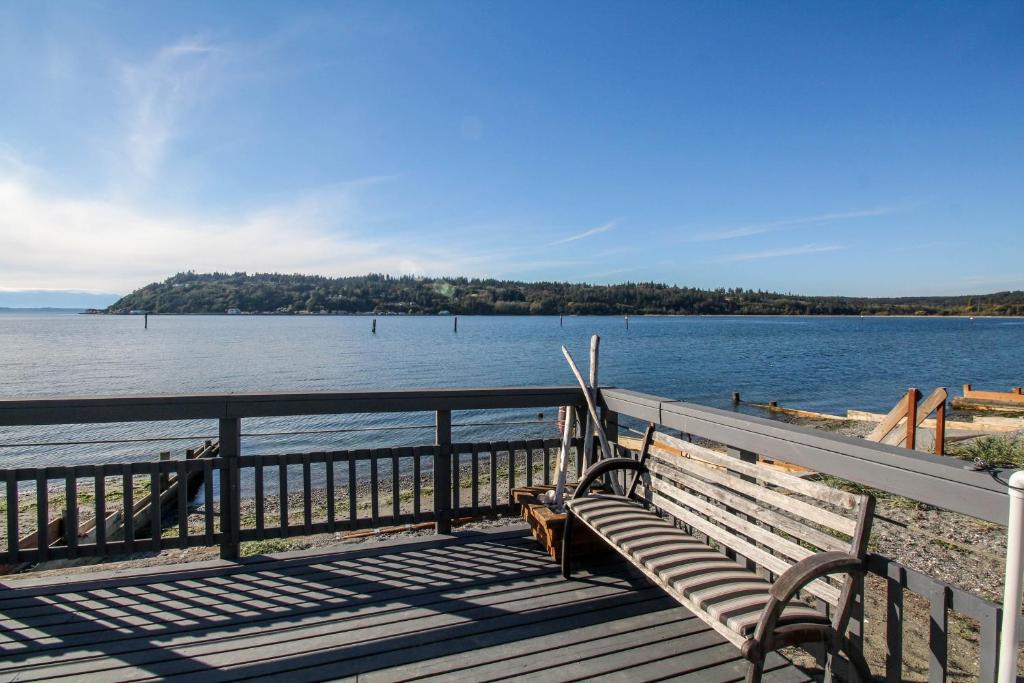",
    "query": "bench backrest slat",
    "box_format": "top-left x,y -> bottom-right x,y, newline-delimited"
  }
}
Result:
652,431 -> 859,511
650,444 -> 857,536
